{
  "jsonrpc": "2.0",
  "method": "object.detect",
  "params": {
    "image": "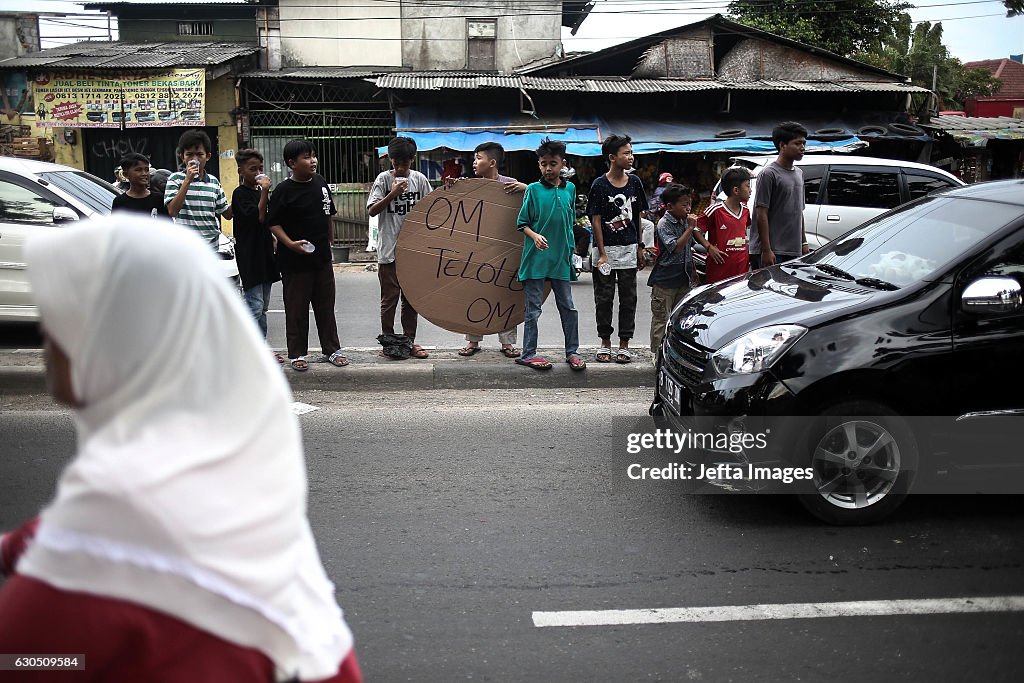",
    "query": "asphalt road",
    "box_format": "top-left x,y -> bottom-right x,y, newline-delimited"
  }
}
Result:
0,270 -> 656,355
3,389 -> 1023,680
